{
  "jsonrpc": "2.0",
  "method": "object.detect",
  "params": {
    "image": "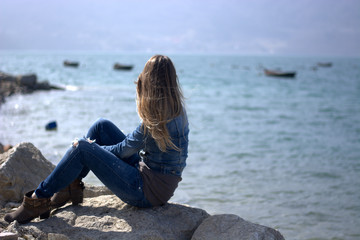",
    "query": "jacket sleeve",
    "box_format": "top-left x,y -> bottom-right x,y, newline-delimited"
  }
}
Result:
102,124 -> 145,159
